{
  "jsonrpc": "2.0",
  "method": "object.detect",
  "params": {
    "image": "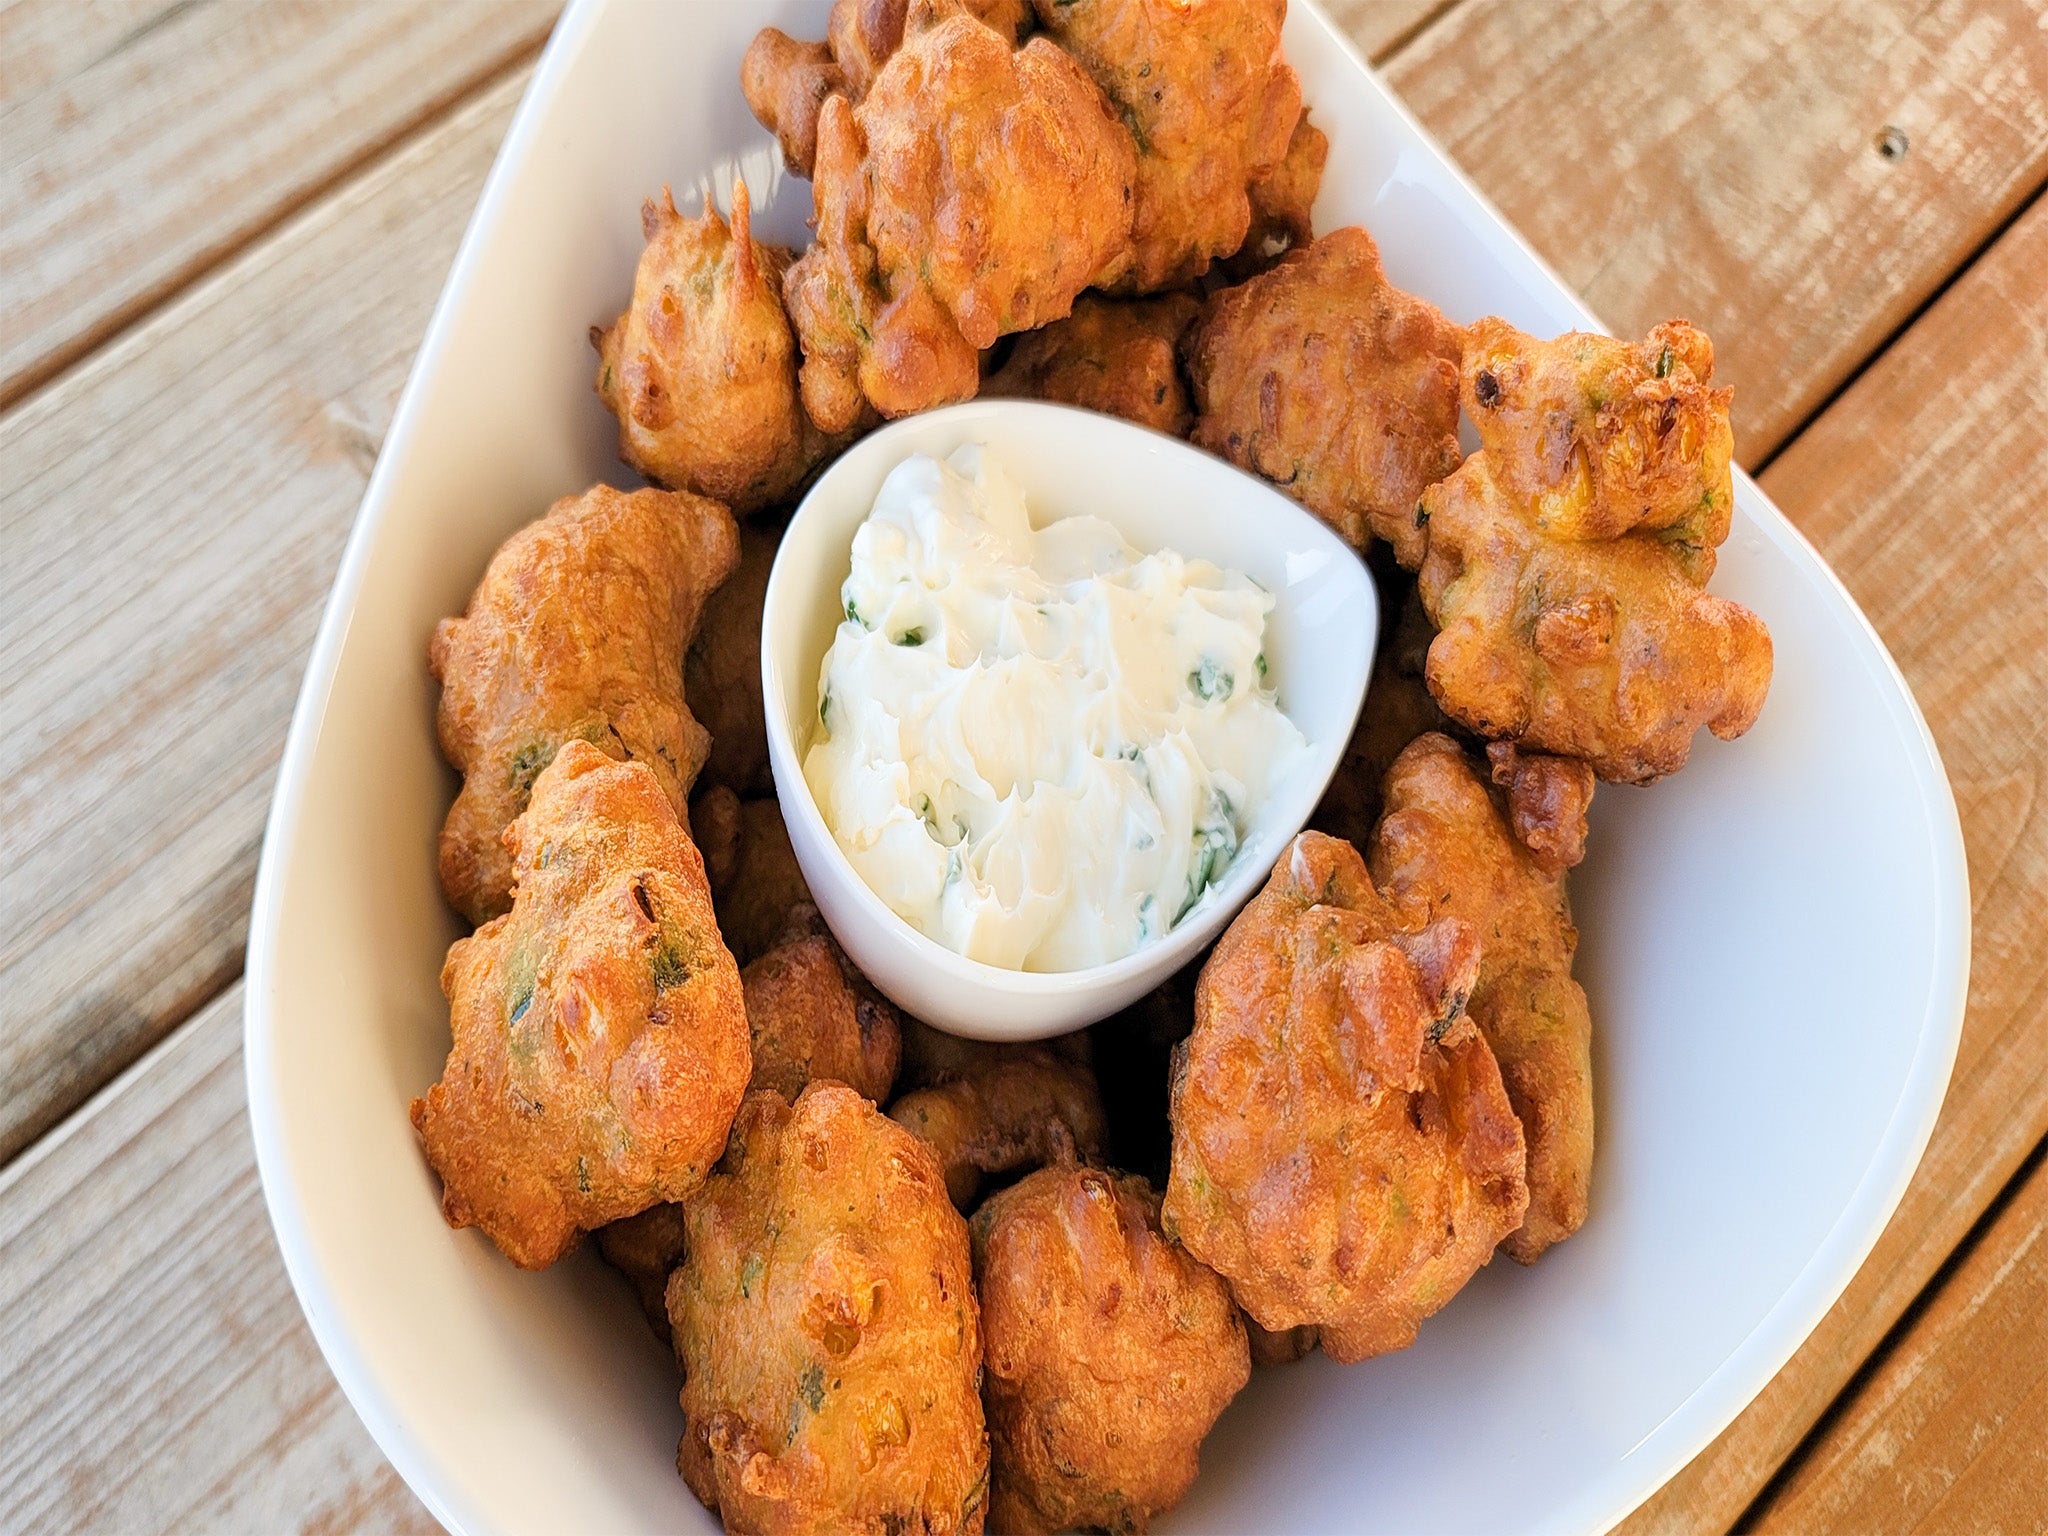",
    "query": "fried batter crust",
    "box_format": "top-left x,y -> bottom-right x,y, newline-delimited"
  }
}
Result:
1031,0 -> 1301,293
686,519 -> 778,798
597,1200 -> 691,1343
743,912 -> 903,1105
972,1167 -> 1249,1535
430,484 -> 739,924
693,782 -> 744,897
1163,831 -> 1528,1361
668,1084 -> 989,1535
593,184 -> 822,514
1417,319 -> 1772,782
742,0 -> 1032,177
1370,734 -> 1593,1263
715,797 -> 818,968
889,1049 -> 1109,1209
1190,227 -> 1463,565
981,292 -> 1201,437
412,742 -> 751,1269
1229,105 -> 1326,276
785,7 -> 1137,430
